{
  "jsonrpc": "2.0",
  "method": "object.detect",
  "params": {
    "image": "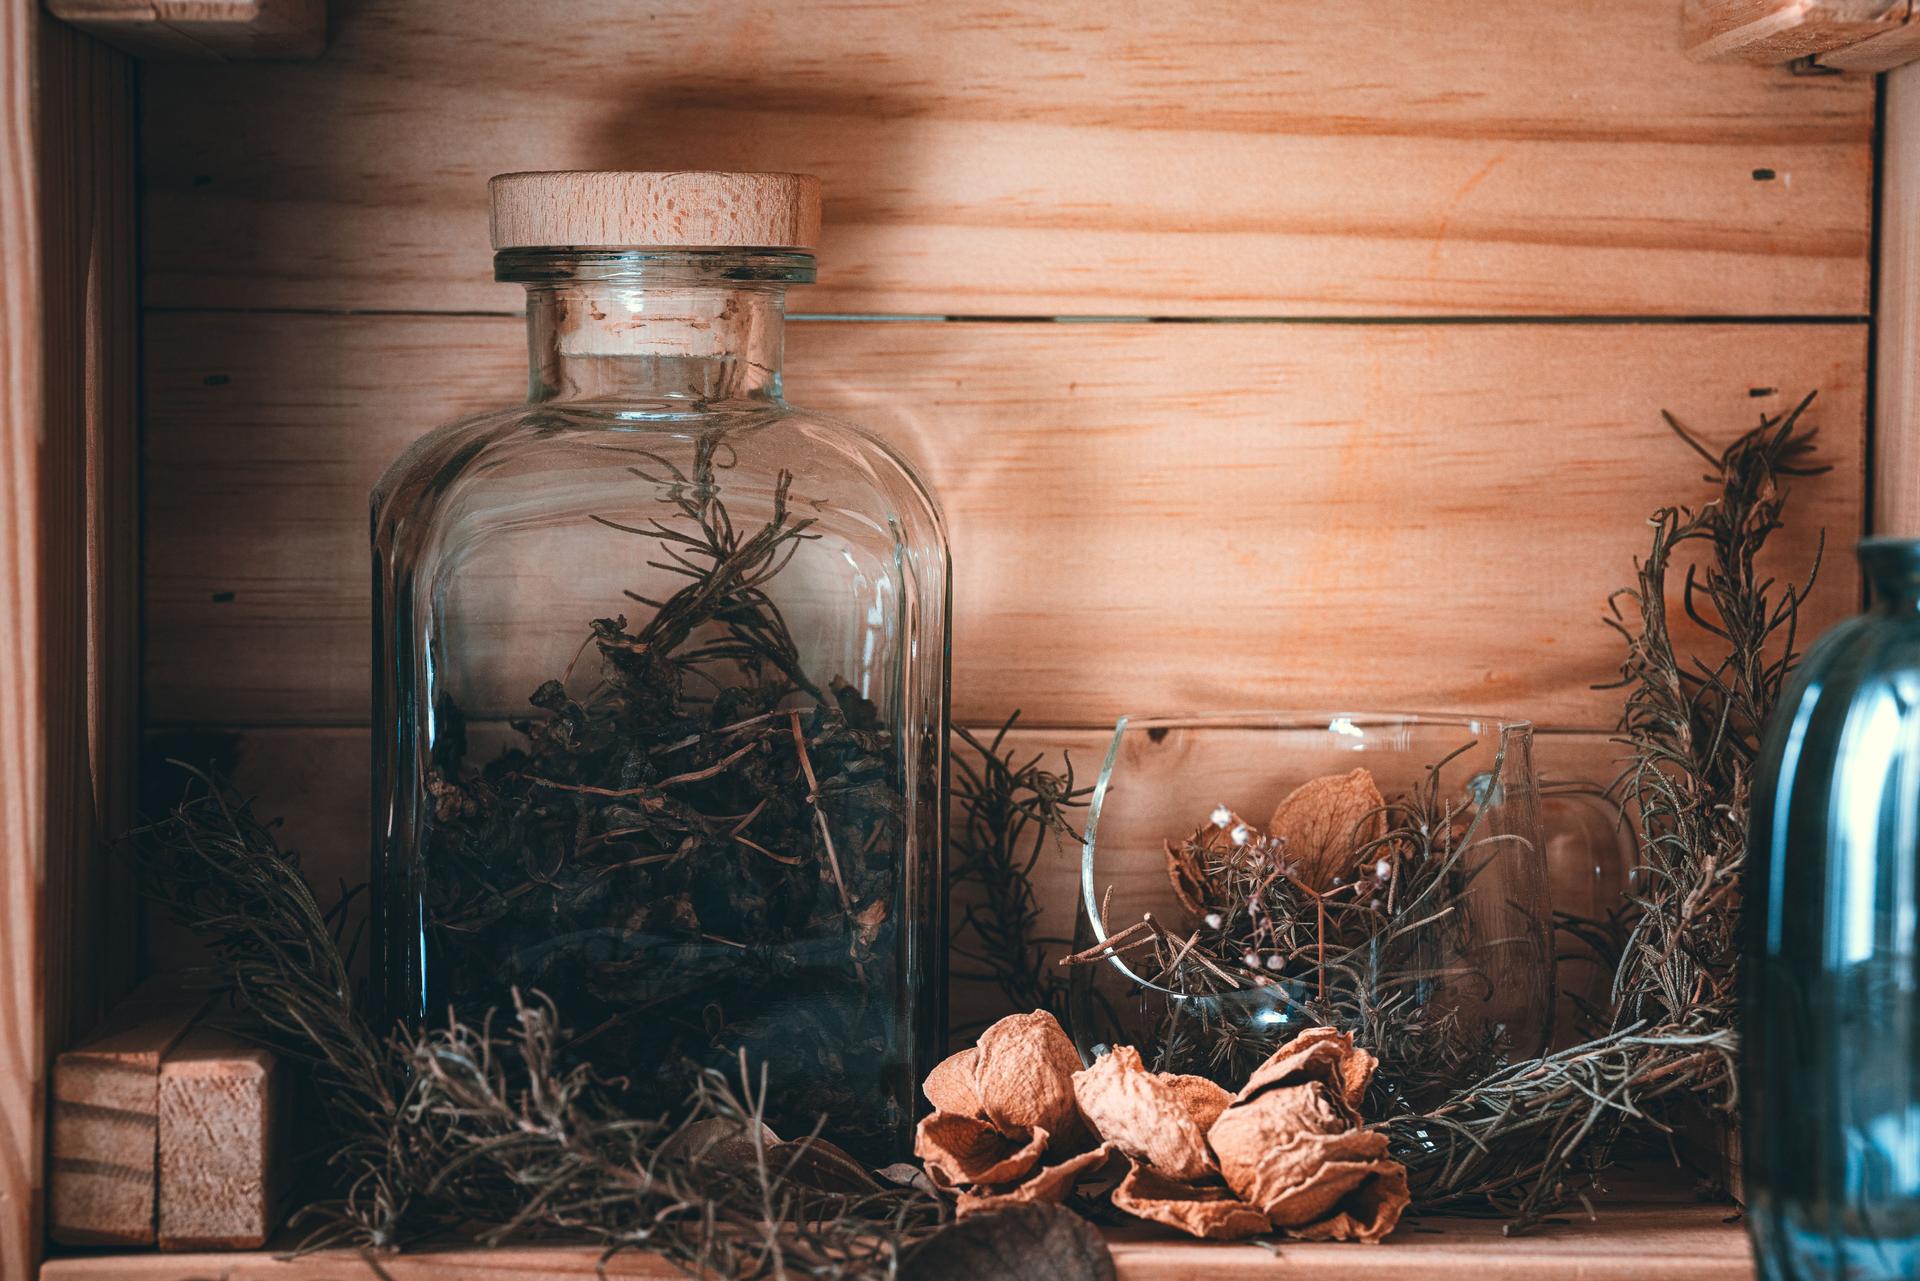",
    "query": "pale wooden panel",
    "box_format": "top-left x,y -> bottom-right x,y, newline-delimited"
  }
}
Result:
144,315 -> 1867,730
38,1196 -> 1750,1280
137,0 -> 1874,317
47,0 -> 324,61
1685,0 -> 1908,63
3,11 -> 138,1275
0,1 -> 45,1270
1821,14 -> 1920,66
1878,63 -> 1920,537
